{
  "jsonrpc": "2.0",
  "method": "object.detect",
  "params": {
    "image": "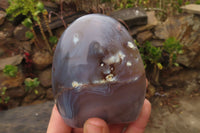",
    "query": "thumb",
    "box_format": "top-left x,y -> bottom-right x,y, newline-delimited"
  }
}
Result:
83,118 -> 109,133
